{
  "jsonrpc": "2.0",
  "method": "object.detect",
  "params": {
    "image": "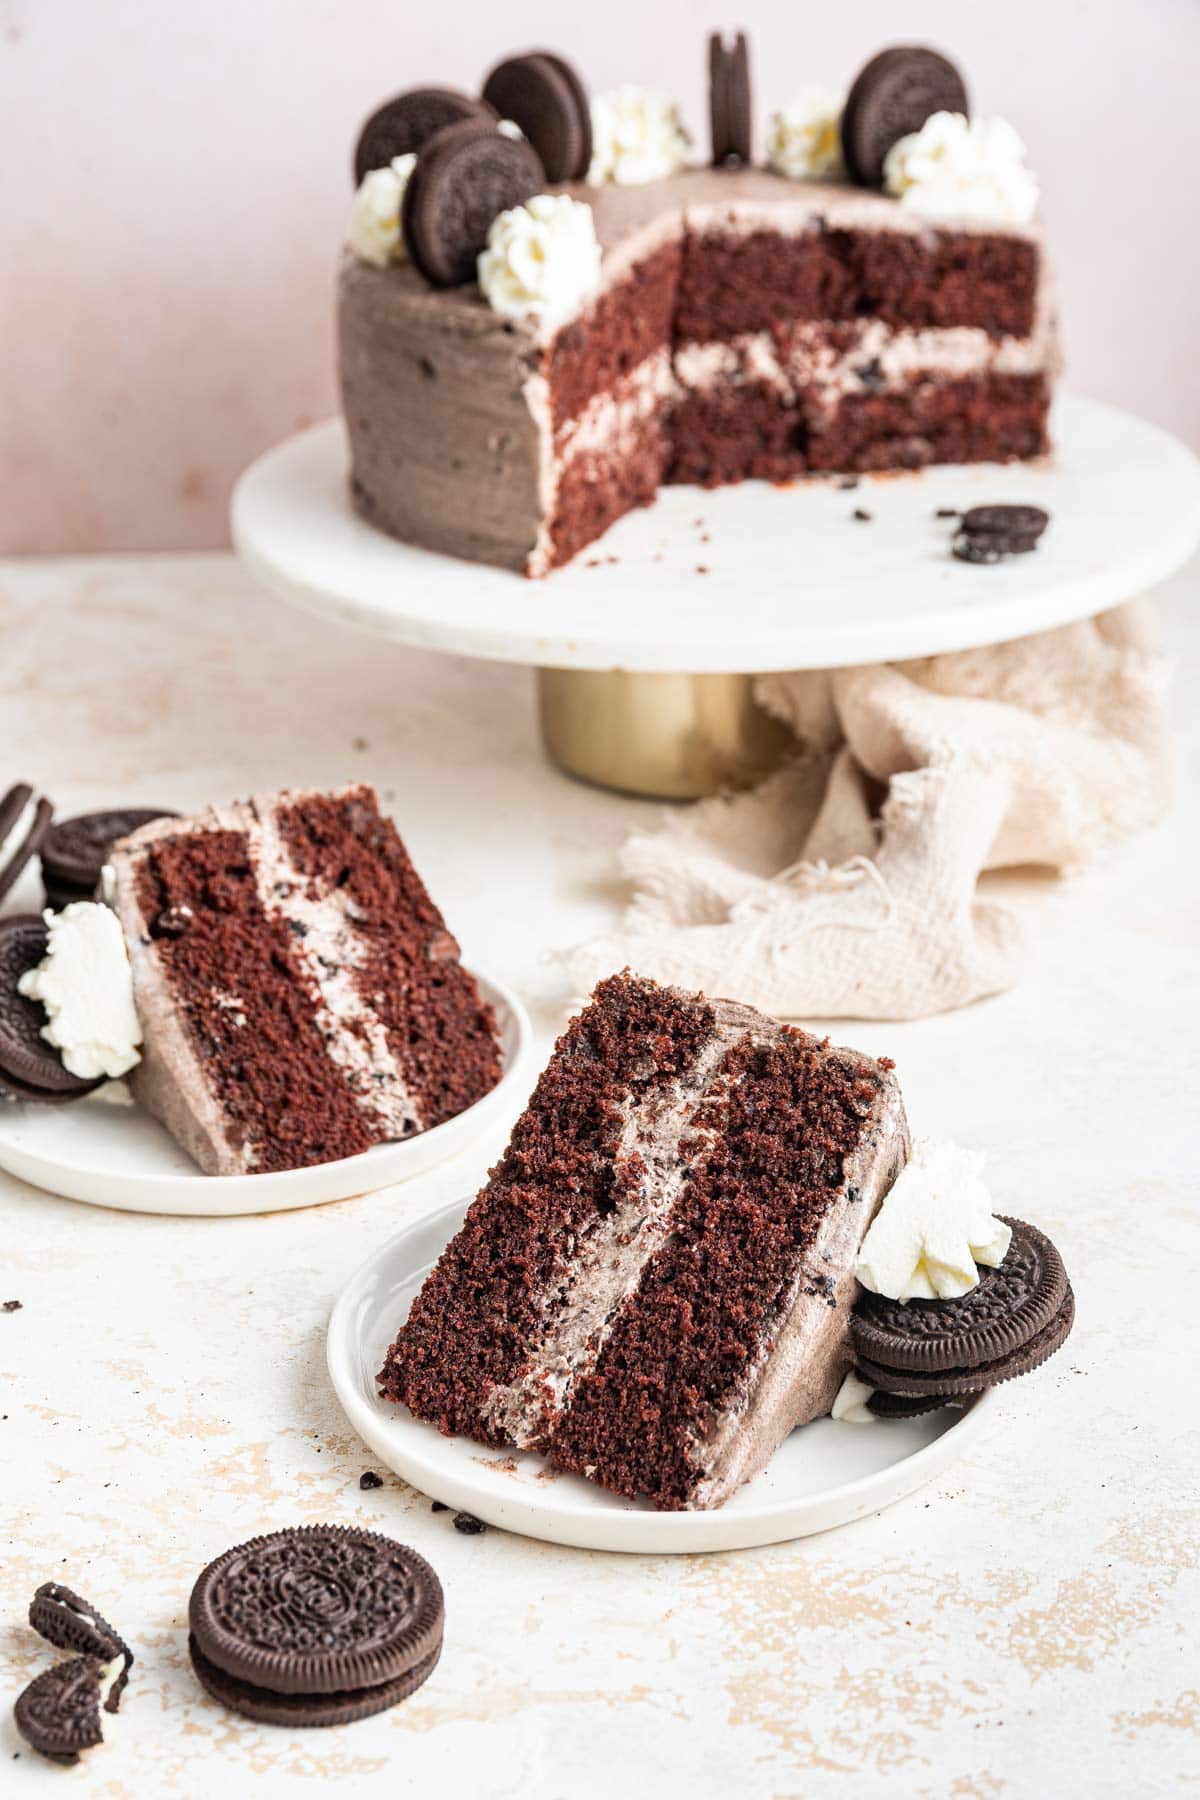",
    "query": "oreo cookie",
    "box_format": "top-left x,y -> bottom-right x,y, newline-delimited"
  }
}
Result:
709,31 -> 752,166
841,46 -> 968,188
40,807 -> 177,907
29,1583 -> 133,1712
13,1657 -> 105,1766
0,783 -> 53,908
402,120 -> 544,287
853,1217 -> 1075,1398
188,1526 -> 443,1728
961,504 -> 1049,543
0,916 -> 102,1104
866,1390 -> 957,1420
354,87 -> 497,185
481,51 -> 591,183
